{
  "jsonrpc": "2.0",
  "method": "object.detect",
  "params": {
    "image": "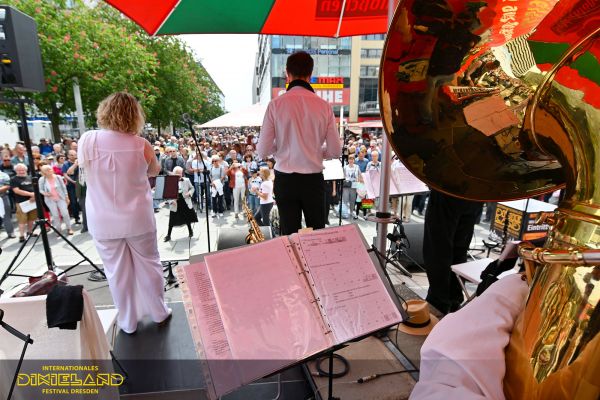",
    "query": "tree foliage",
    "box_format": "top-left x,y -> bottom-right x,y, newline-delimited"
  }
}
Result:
2,0 -> 224,137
